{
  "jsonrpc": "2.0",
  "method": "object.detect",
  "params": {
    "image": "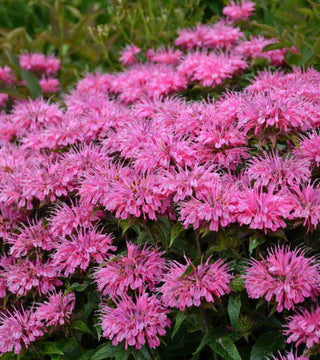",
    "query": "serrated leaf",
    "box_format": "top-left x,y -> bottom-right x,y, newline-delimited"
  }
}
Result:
71,320 -> 94,336
209,336 -> 242,360
228,295 -> 241,331
20,69 -> 42,99
172,311 -> 188,339
250,331 -> 285,360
